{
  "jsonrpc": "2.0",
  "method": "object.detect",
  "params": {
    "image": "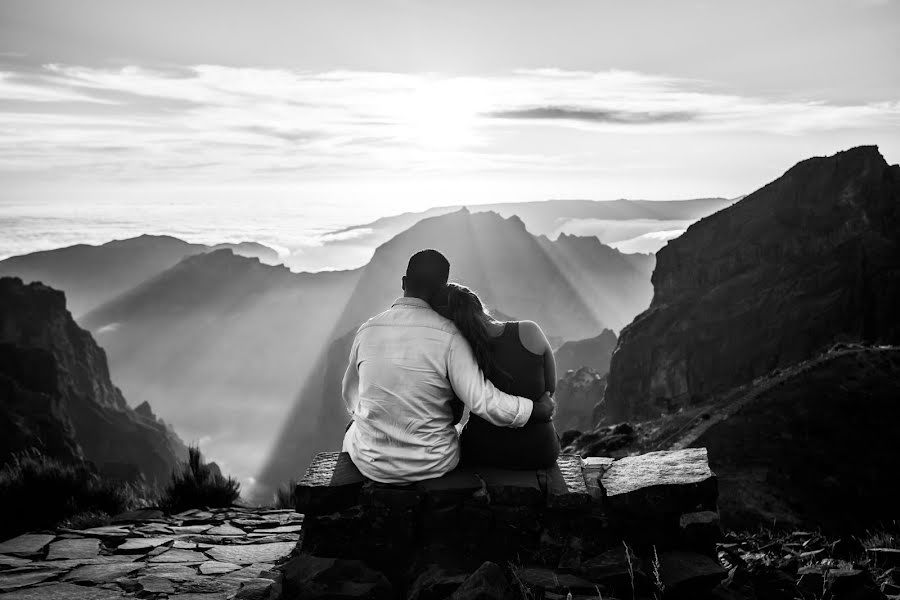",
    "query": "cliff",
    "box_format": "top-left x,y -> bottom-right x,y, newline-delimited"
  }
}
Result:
0,277 -> 187,483
605,146 -> 900,420
554,329 -> 618,376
